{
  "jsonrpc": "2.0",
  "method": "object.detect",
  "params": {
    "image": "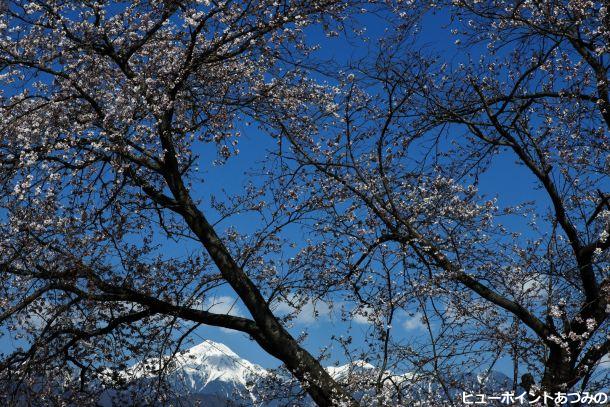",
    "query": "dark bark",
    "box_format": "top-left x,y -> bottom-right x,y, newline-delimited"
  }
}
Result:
170,192 -> 356,406
541,348 -> 574,394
